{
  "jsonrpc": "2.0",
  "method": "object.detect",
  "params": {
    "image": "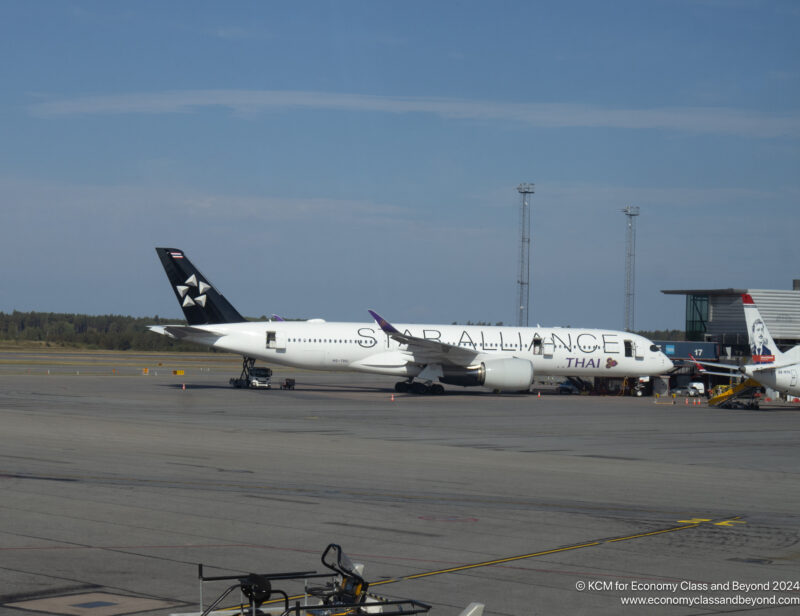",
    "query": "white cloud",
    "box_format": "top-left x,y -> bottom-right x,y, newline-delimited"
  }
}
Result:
29,90 -> 800,139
